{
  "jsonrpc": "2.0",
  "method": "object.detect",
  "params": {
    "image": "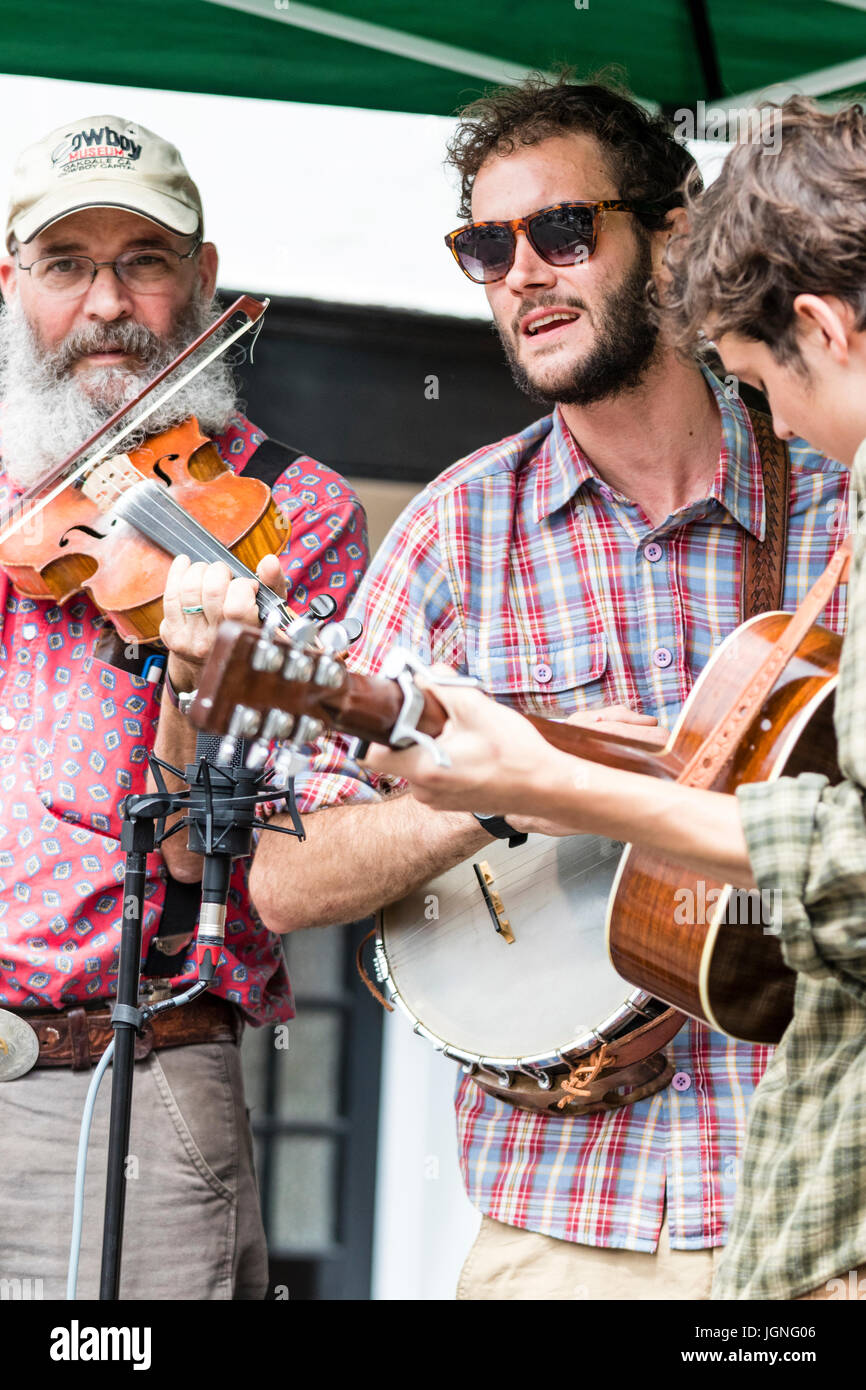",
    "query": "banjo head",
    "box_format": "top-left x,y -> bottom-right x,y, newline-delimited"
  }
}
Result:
378,832 -> 646,1067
